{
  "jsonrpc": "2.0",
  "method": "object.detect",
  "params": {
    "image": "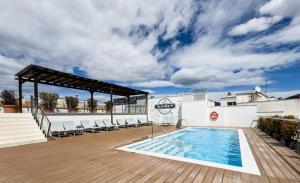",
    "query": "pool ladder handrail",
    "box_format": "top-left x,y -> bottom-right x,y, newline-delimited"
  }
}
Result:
152,121 -> 184,147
